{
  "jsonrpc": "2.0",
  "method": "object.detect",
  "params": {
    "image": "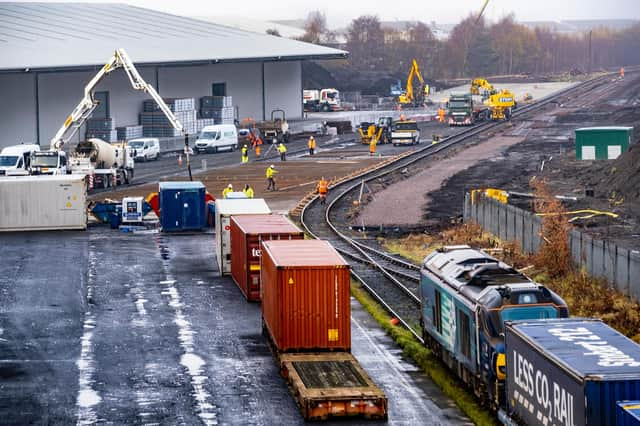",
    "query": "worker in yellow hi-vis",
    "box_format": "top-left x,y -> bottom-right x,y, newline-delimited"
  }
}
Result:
277,143 -> 287,161
222,184 -> 233,198
266,164 -> 278,191
241,144 -> 249,163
